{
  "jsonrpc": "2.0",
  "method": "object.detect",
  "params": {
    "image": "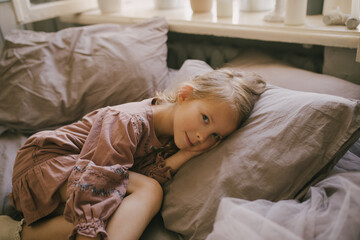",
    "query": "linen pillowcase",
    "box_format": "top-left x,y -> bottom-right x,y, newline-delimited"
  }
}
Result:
0,17 -> 170,134
167,59 -> 214,89
161,62 -> 360,240
225,49 -> 360,99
